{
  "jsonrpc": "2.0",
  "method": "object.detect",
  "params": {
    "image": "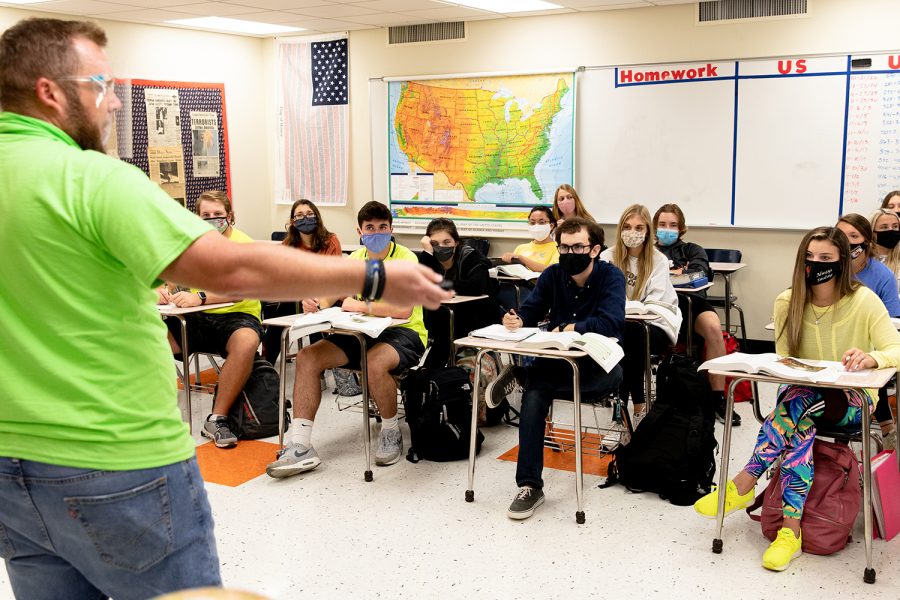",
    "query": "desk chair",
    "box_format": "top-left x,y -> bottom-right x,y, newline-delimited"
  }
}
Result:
460,237 -> 490,256
271,231 -> 286,242
705,248 -> 748,344
545,392 -> 633,457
